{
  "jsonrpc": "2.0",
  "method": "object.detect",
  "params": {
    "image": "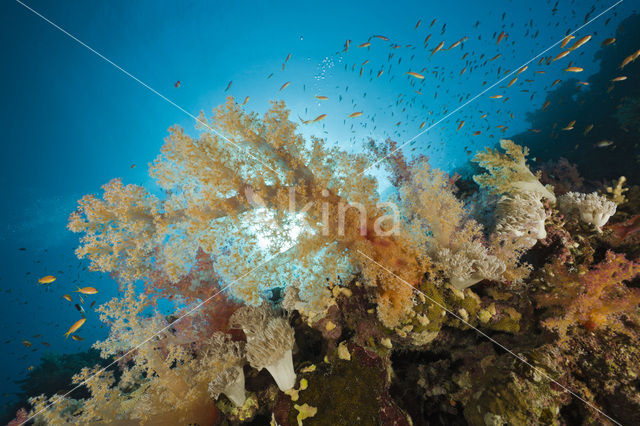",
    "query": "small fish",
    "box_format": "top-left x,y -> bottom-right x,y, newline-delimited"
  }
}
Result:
90,301 -> 96,308
596,140 -> 614,148
406,71 -> 425,79
601,37 -> 616,46
480,114 -> 488,119
564,66 -> 583,72
551,79 -> 561,87
71,335 -> 84,341
457,121 -> 465,131
415,19 -> 421,30
279,81 -> 290,91
225,81 -> 232,92
28,365 -> 34,371
42,342 -> 50,347
560,35 -> 575,49
542,101 -> 551,110
490,94 -> 503,99
358,42 -> 371,48
348,112 -> 363,118
63,294 -> 72,302
315,95 -> 328,100
64,318 -> 86,339
130,164 -> 136,168
611,76 -> 627,82
22,340 -> 32,348
620,55 -> 634,69
497,31 -> 507,45
38,275 -> 56,284
74,304 -> 85,314
373,35 -> 389,41
516,66 -> 528,75
419,121 -> 426,129
431,41 -> 445,56
312,114 -> 327,122
473,130 -> 481,136
490,54 -> 501,61
285,53 -> 291,62
584,124 -> 594,135
376,70 -> 384,78
569,35 -> 591,51
174,81 -> 181,88
343,39 -> 351,52
241,96 -> 250,105
506,77 -> 517,88
74,287 -> 98,295
562,120 -> 576,130
552,51 -> 570,61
